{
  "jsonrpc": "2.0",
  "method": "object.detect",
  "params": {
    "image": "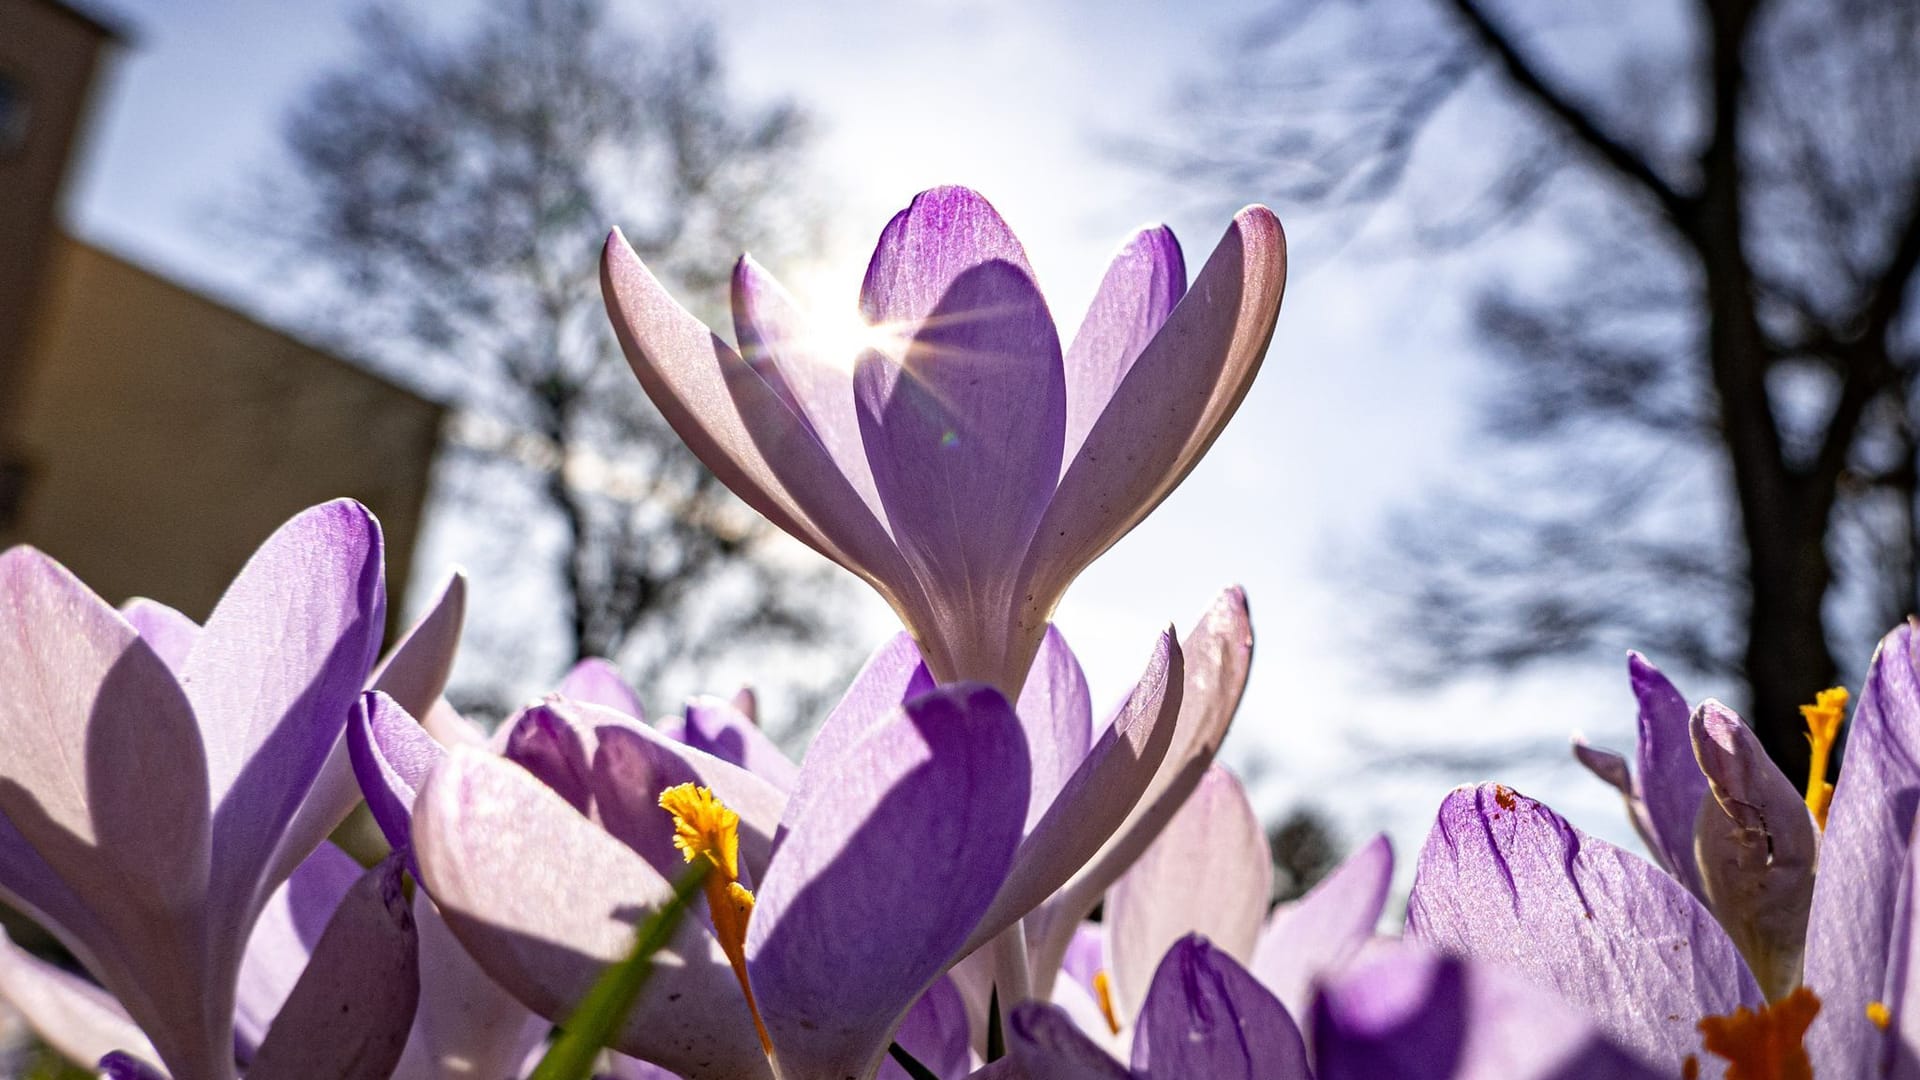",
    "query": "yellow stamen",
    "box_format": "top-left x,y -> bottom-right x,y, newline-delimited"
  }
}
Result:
1869,1000 -> 1892,1030
658,783 -> 771,1056
1697,986 -> 1820,1080
1801,687 -> 1849,829
1092,969 -> 1121,1035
